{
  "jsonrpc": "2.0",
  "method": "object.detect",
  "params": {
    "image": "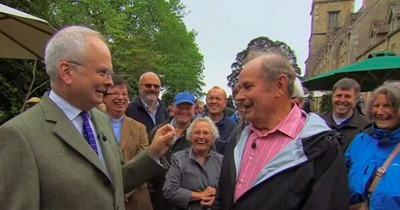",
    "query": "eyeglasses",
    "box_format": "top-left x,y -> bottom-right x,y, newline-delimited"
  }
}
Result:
192,130 -> 212,137
67,61 -> 114,78
105,92 -> 129,97
207,96 -> 225,102
140,84 -> 161,90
